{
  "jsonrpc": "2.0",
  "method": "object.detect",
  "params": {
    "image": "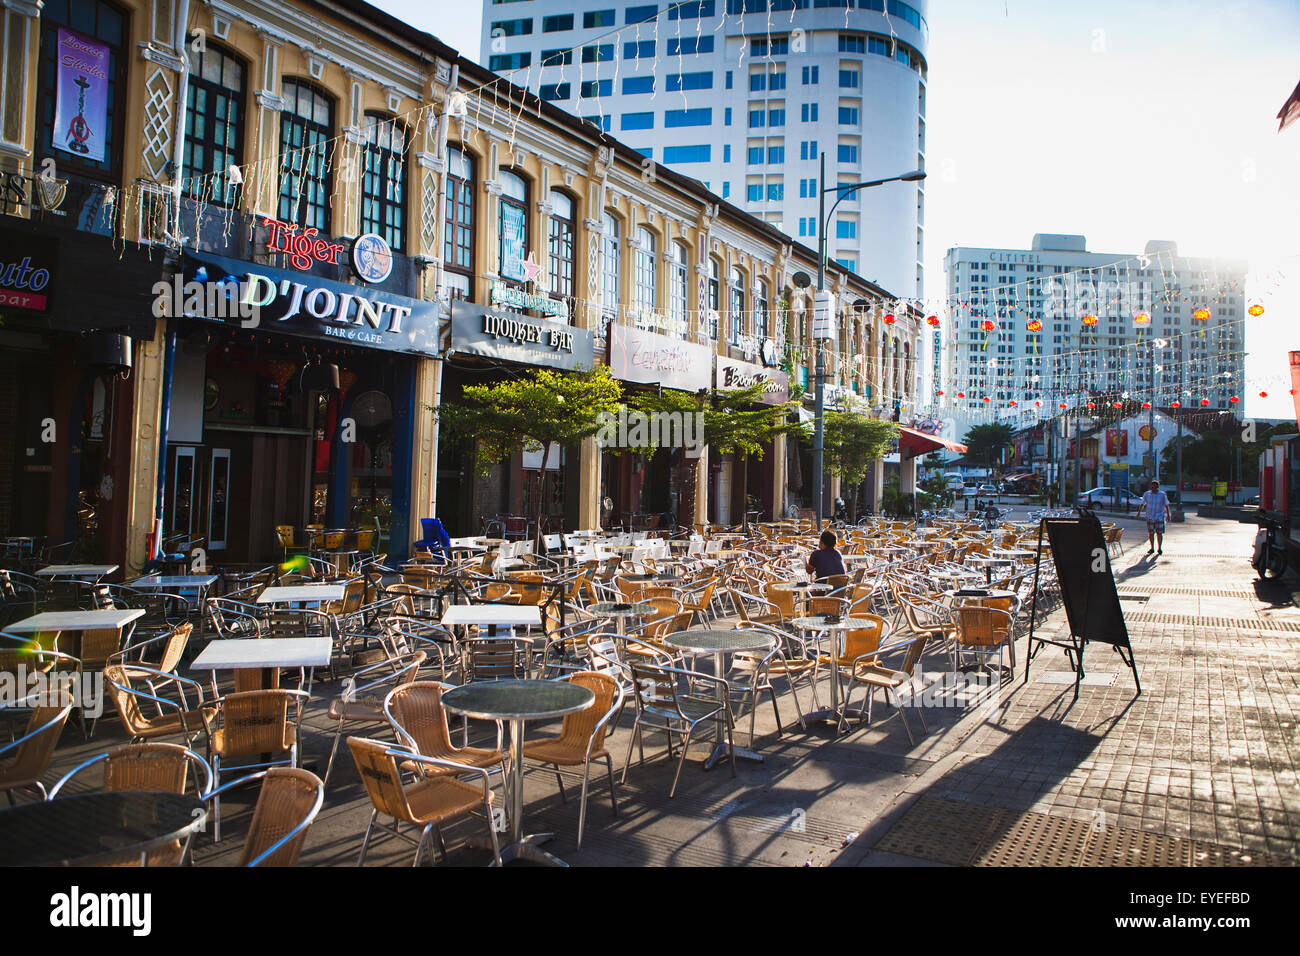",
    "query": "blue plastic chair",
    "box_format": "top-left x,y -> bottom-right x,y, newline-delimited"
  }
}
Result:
414,518 -> 451,564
